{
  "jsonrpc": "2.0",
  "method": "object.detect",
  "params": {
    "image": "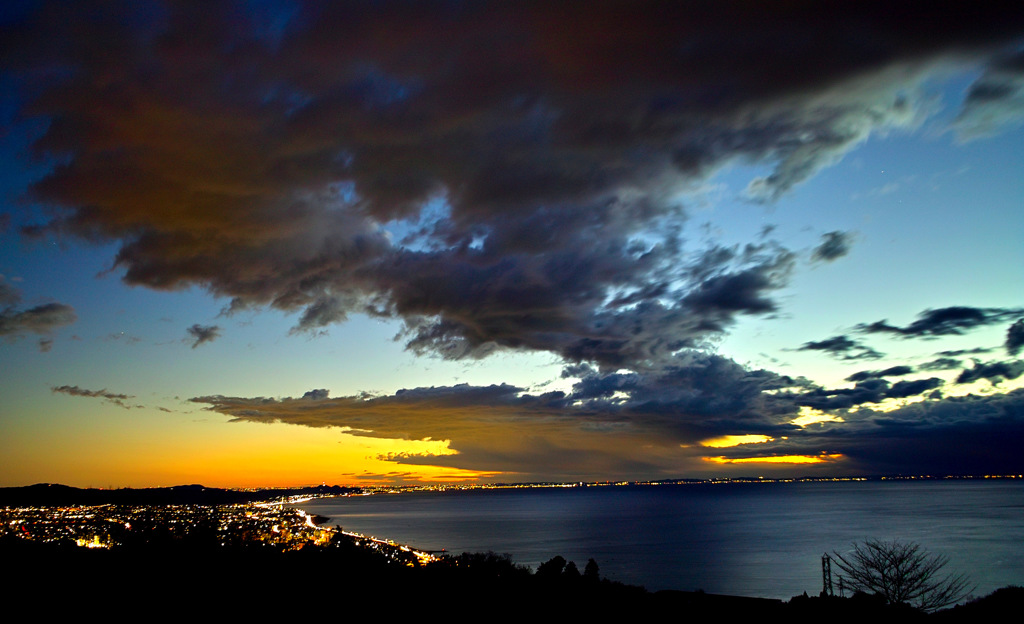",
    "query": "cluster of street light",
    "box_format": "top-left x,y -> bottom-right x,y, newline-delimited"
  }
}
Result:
1,499 -> 435,567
